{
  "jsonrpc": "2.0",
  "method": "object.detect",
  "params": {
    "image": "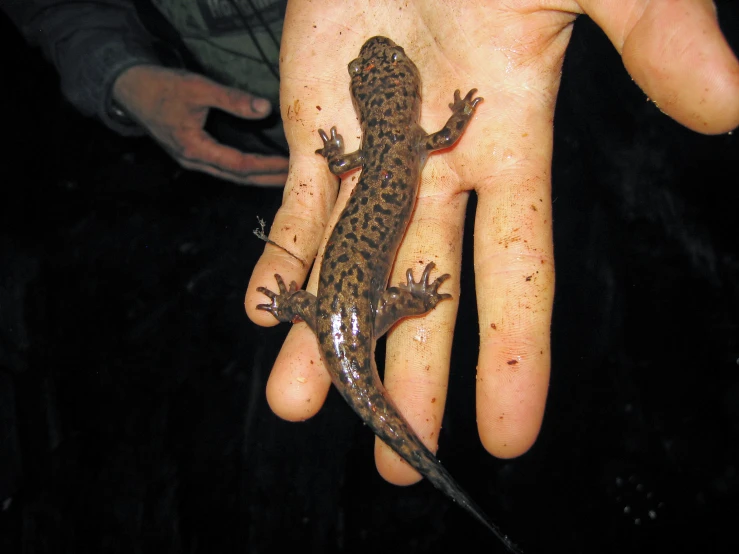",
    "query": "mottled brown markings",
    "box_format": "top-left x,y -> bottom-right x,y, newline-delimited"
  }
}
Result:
381,193 -> 400,204
359,235 -> 378,249
258,36 -> 506,548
